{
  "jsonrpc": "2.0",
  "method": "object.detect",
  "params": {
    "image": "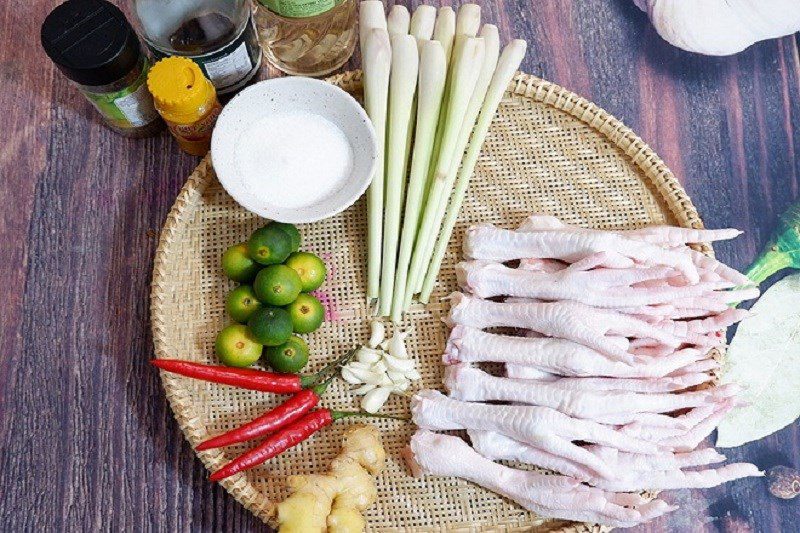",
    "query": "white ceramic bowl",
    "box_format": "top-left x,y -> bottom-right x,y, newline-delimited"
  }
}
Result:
211,77 -> 377,223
